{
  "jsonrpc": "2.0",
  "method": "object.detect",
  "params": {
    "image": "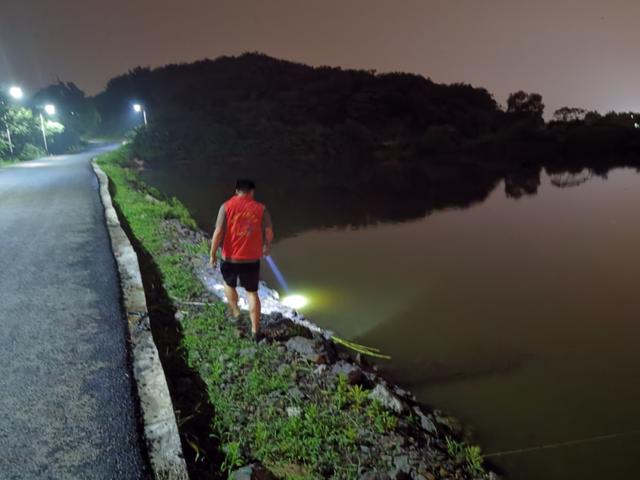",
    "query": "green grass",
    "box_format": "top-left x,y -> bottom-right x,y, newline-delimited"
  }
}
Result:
98,147 -> 202,301
445,436 -> 486,476
182,304 -> 397,478
98,146 -> 401,479
0,158 -> 18,168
